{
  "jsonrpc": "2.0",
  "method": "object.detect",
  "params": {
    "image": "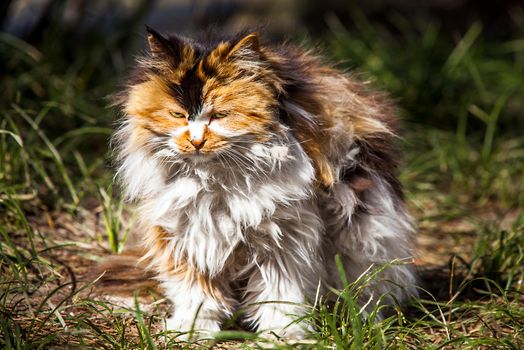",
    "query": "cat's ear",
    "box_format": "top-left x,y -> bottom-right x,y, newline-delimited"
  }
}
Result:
145,25 -> 182,60
226,32 -> 260,60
